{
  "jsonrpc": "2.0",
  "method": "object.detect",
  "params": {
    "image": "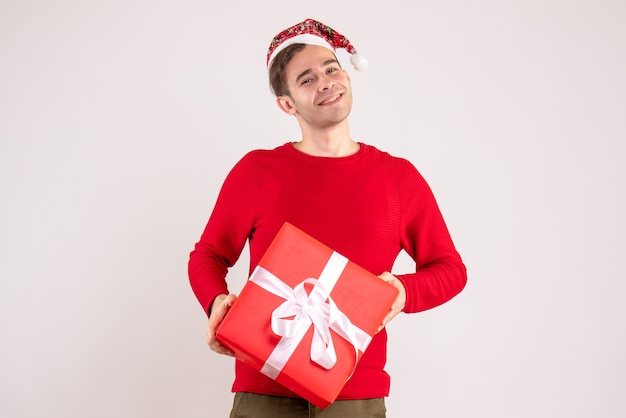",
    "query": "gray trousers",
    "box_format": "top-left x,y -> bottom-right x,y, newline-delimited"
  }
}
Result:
229,392 -> 386,418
